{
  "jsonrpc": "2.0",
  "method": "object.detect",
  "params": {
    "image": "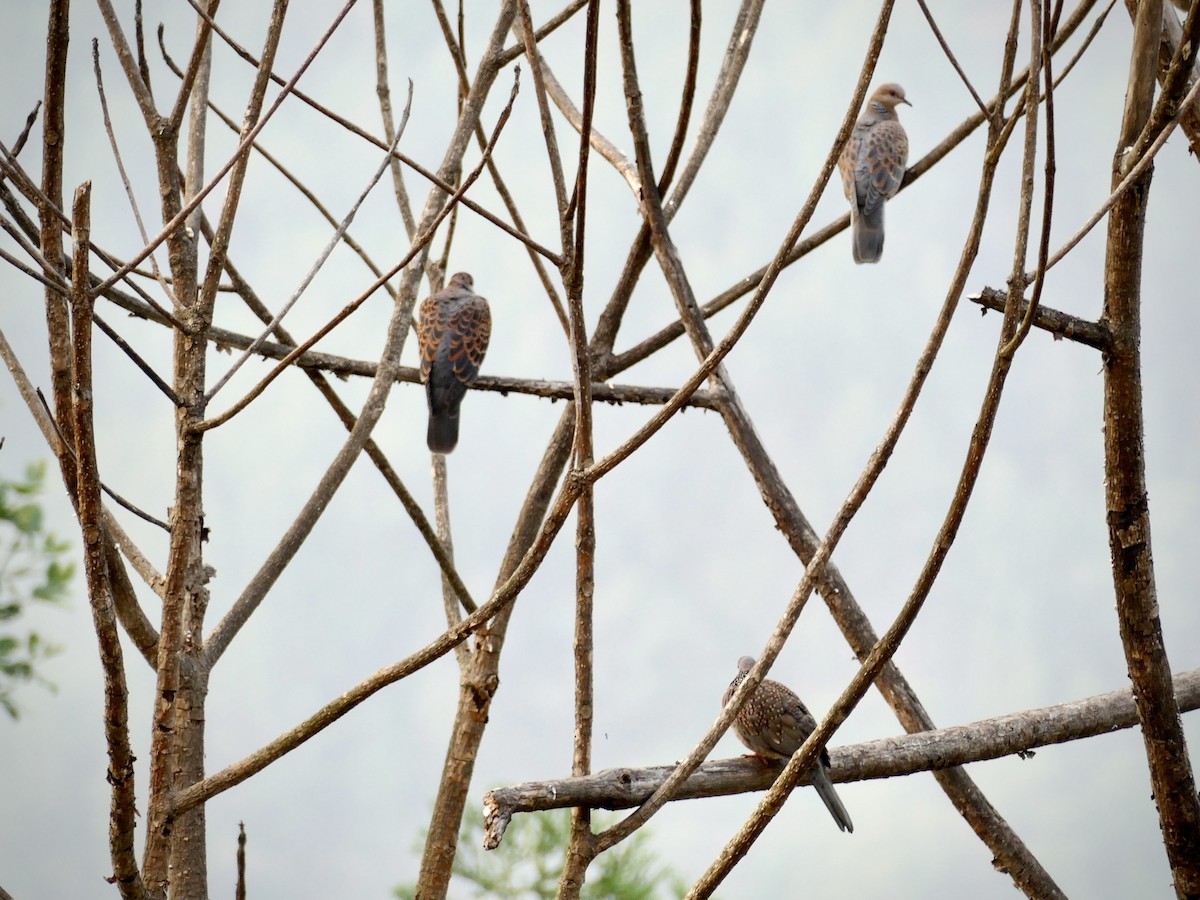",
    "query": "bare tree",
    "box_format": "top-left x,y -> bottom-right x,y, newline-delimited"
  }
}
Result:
1,1 -> 1198,898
